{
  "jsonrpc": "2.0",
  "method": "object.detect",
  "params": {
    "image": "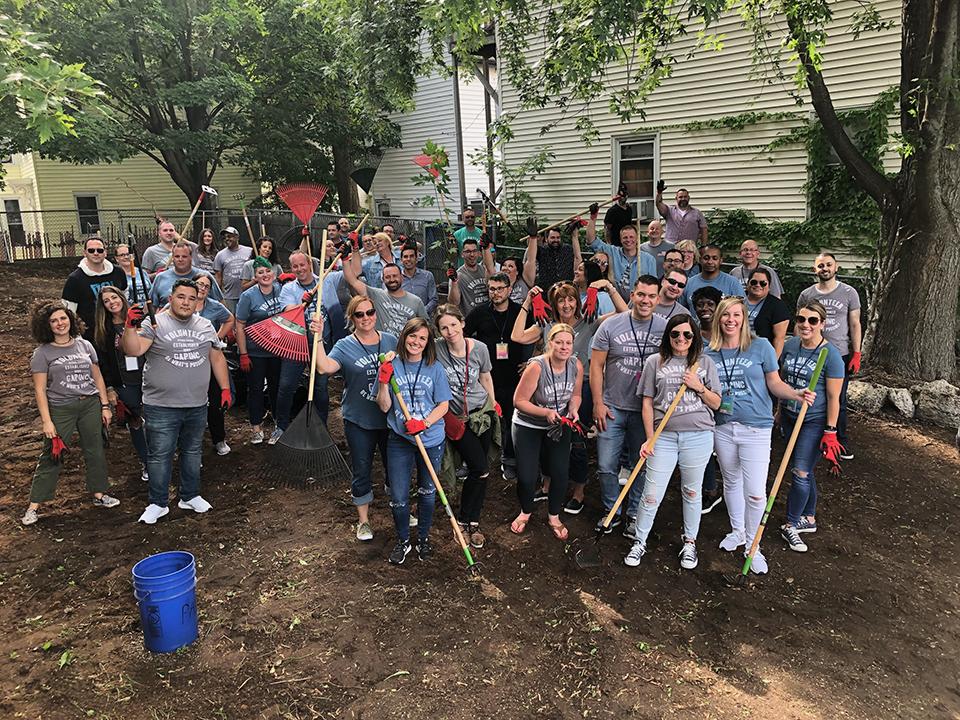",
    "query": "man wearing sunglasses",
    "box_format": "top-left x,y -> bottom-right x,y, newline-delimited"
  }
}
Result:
728,239 -> 784,298
62,235 -> 128,340
746,268 -> 790,356
654,270 -> 691,322
797,252 -> 861,460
